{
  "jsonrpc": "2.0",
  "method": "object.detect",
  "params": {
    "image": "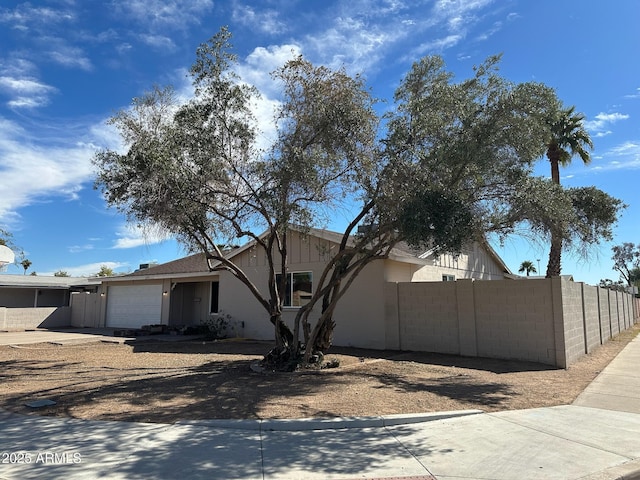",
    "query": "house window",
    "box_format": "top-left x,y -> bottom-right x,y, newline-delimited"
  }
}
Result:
276,272 -> 313,307
210,282 -> 219,313
442,274 -> 455,282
